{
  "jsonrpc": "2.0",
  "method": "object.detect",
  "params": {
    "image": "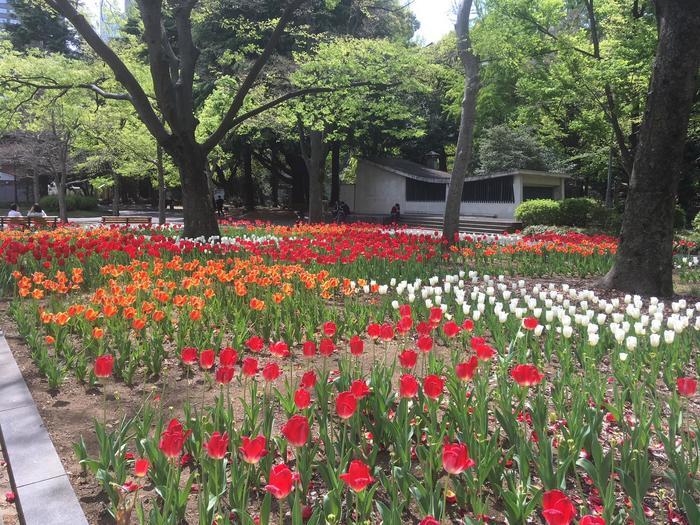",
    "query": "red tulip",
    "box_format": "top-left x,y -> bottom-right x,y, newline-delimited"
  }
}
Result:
400,374 -> 419,398
241,357 -> 258,377
262,362 -> 281,382
294,388 -> 312,410
240,435 -> 268,464
455,356 -> 479,381
282,415 -> 310,447
462,319 -> 474,331
522,317 -> 539,331
94,354 -> 114,378
215,366 -> 234,384
475,343 -> 497,361
349,335 -> 364,356
429,307 -> 443,325
397,316 -> 413,334
246,336 -> 264,353
399,304 -> 412,317
5,491 -> 15,503
542,490 -> 577,525
677,377 -> 697,397
204,431 -> 229,460
379,322 -> 394,341
416,321 -> 432,335
134,458 -> 149,477
399,349 -> 418,369
265,464 -> 295,499
511,364 -> 544,387
350,380 -> 370,400
443,321 -> 461,338
442,442 -> 475,475
270,341 -> 289,358
367,323 -> 380,339
322,321 -> 337,337
302,341 -> 317,357
319,338 -> 335,356
159,418 -> 191,459
181,347 -> 198,365
300,370 -> 317,389
580,517 -> 605,525
423,374 -> 444,399
339,460 -> 375,492
419,517 -> 439,525
219,347 -> 238,367
417,335 -> 433,352
199,348 -> 215,370
335,391 -> 357,419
